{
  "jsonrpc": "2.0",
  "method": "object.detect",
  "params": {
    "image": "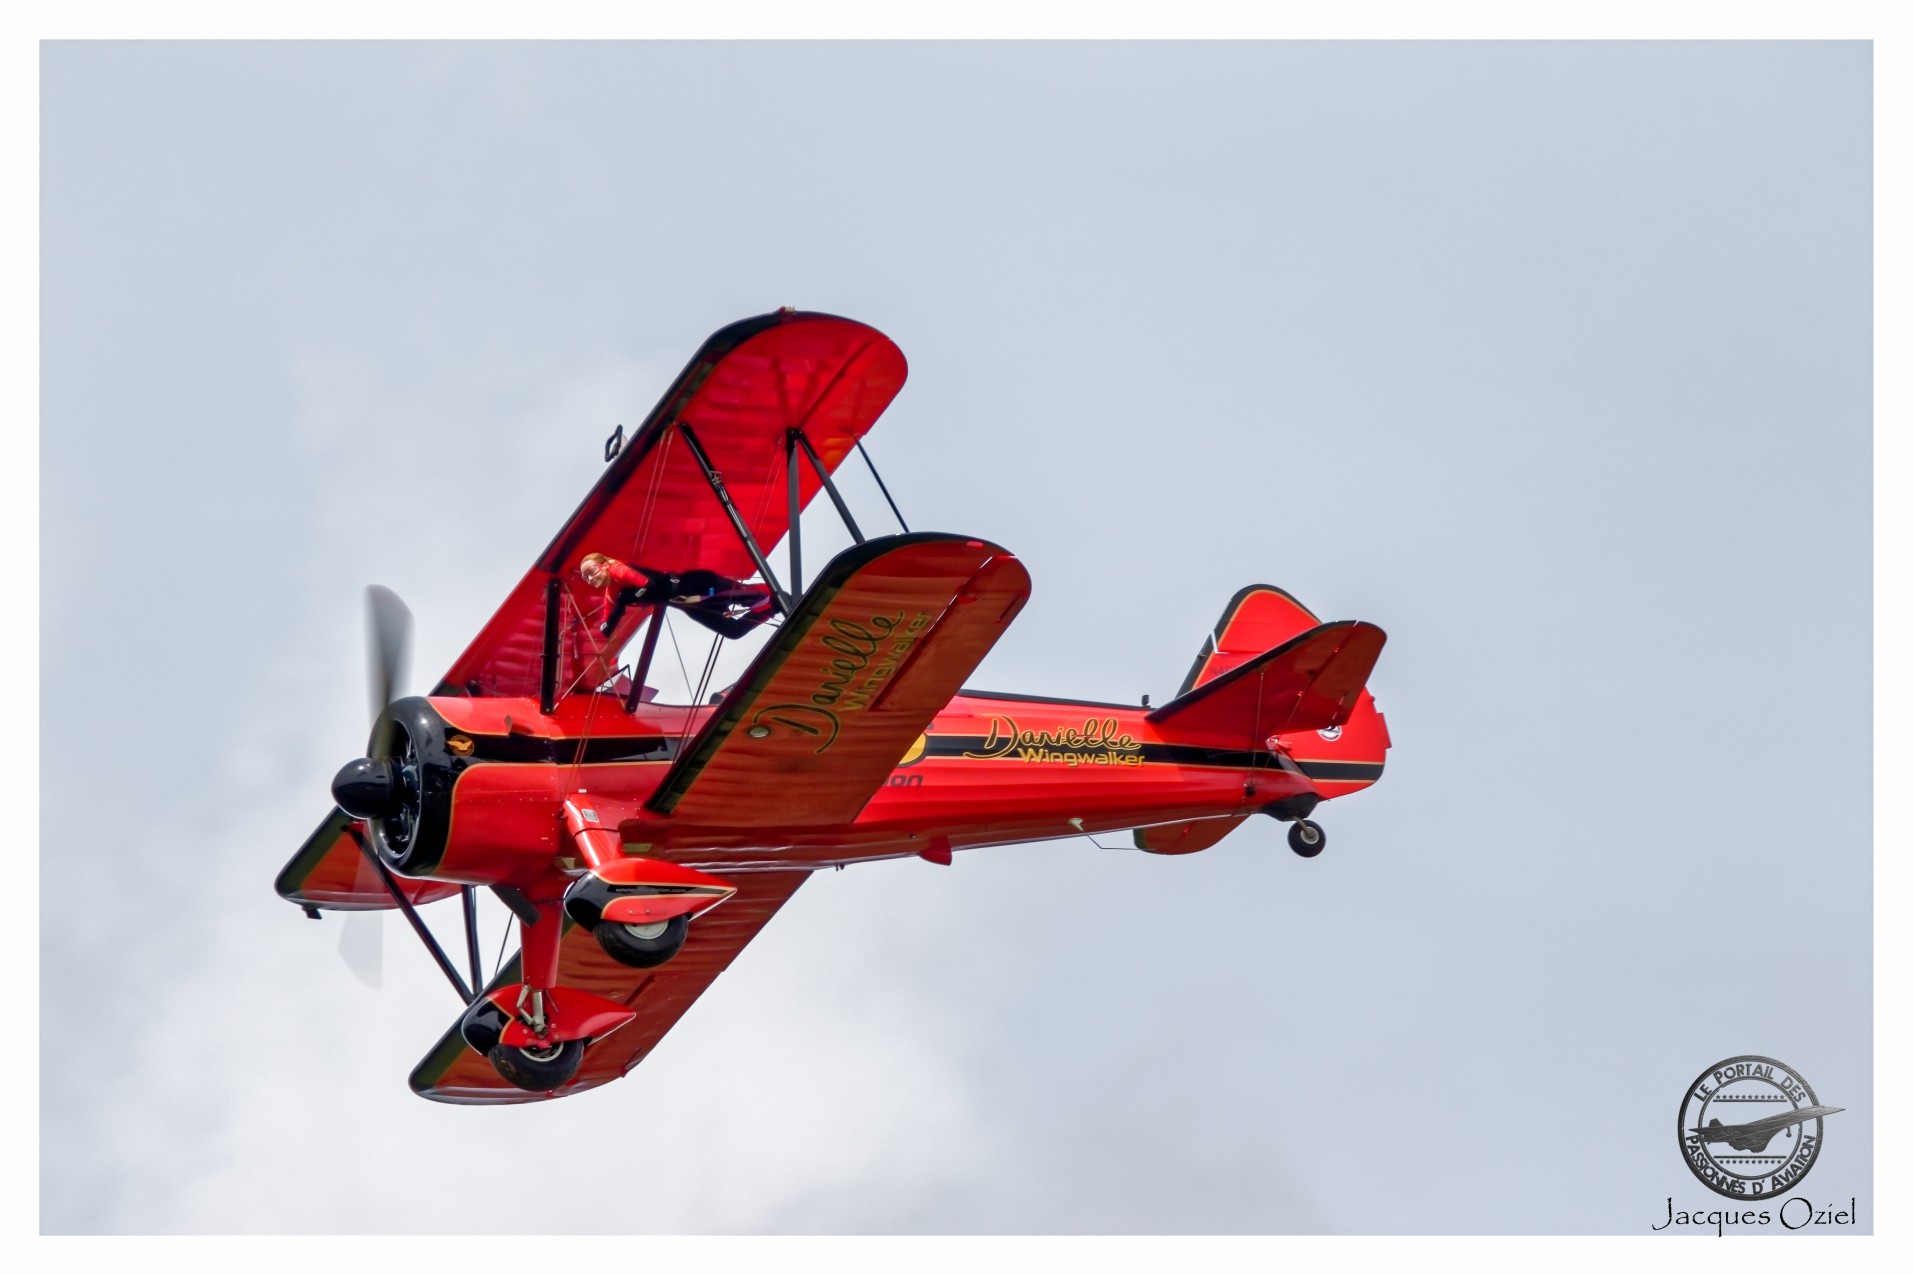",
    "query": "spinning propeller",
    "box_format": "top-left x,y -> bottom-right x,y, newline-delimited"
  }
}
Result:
333,585 -> 415,989
365,584 -> 412,732
331,585 -> 414,822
